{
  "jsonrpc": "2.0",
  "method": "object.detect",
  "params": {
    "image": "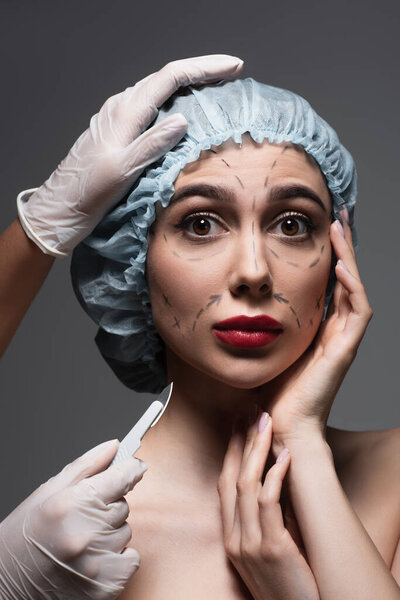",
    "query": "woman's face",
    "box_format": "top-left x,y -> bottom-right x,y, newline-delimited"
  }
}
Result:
146,135 -> 333,389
